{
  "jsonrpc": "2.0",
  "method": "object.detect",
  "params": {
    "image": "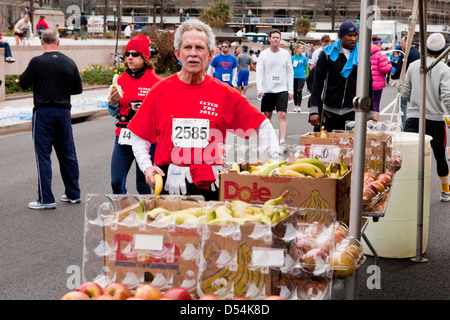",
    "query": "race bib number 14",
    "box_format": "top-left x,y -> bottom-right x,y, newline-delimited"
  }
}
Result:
172,118 -> 210,148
